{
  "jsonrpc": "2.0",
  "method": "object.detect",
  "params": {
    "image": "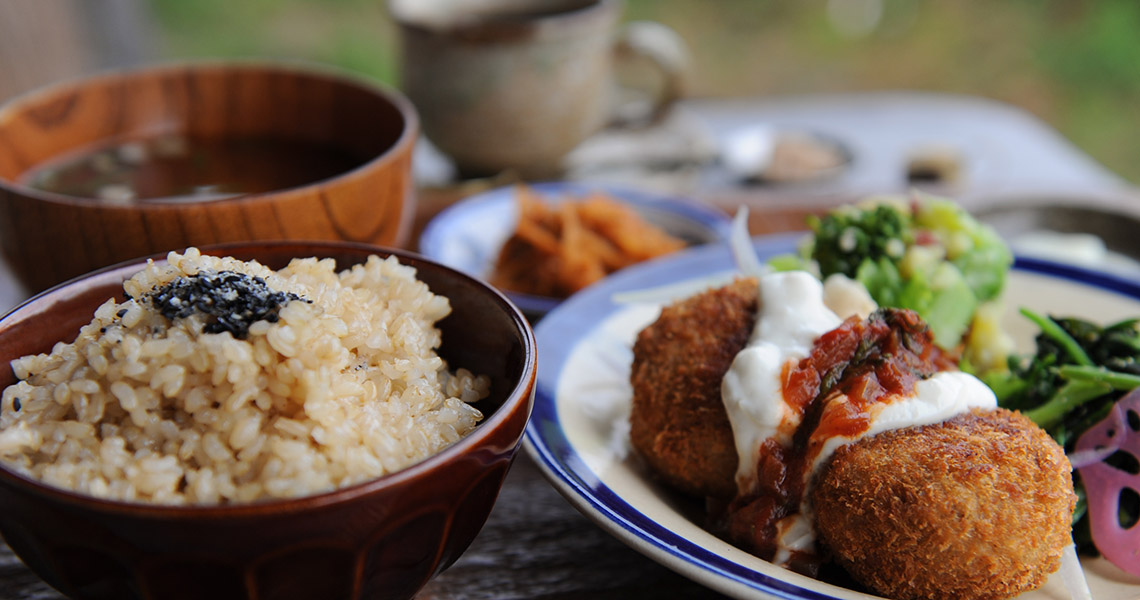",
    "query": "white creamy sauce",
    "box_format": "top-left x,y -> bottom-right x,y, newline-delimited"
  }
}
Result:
719,271 -> 997,566
808,370 -> 998,479
721,272 -> 844,489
